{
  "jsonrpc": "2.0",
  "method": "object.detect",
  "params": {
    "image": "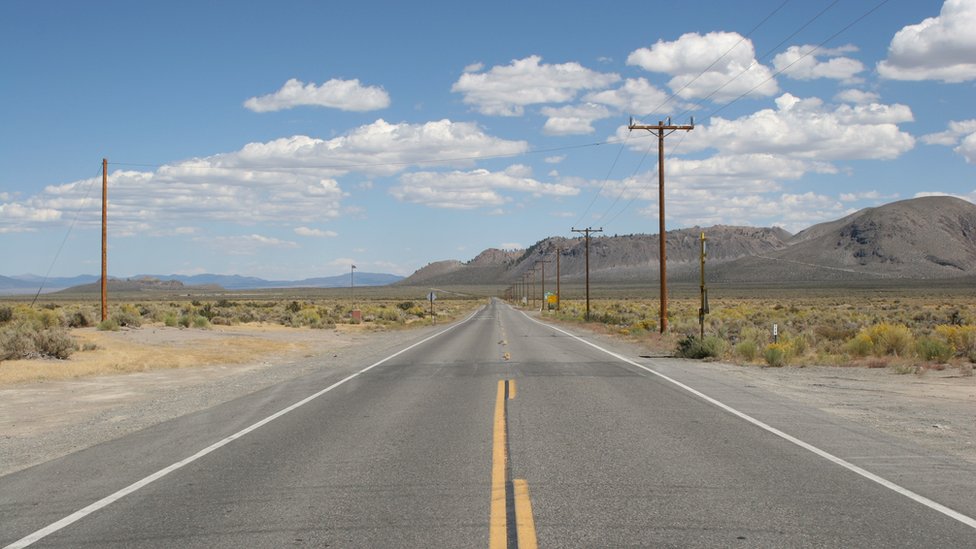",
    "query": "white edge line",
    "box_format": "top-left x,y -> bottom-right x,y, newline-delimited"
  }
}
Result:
4,306 -> 485,549
517,308 -> 976,531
